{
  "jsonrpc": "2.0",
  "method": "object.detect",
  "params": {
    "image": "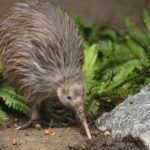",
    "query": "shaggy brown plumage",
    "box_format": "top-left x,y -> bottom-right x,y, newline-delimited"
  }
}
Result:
0,1 -> 91,139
